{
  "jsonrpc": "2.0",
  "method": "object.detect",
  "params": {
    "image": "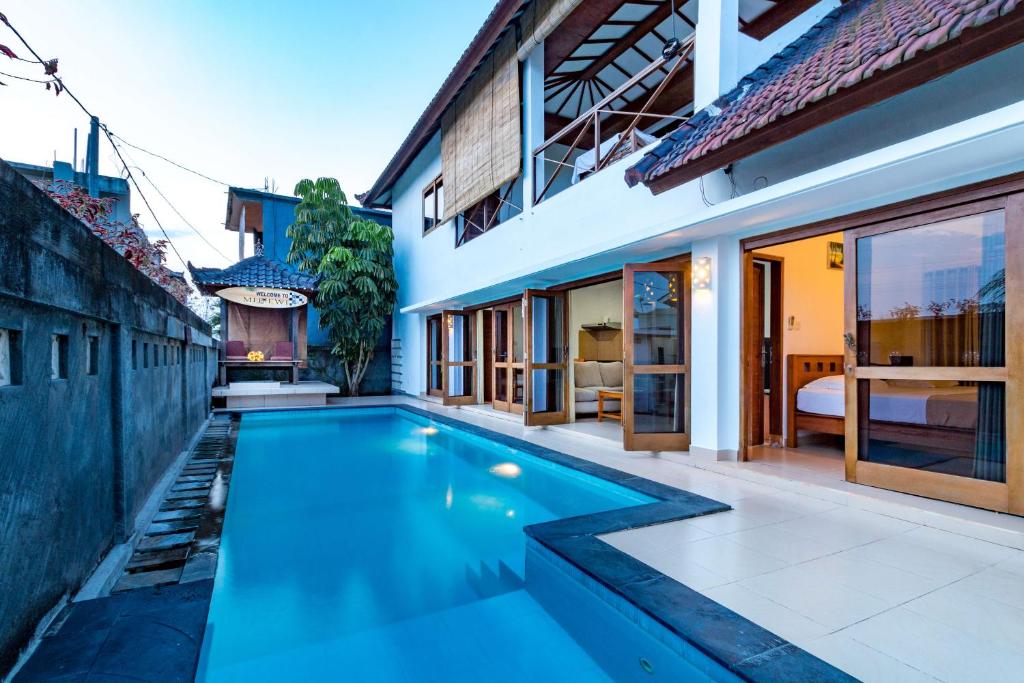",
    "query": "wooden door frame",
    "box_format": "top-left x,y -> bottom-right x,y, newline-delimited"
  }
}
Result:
490,303 -> 524,414
426,314 -> 442,397
623,257 -> 691,451
741,253 -> 784,457
523,289 -> 570,426
441,309 -> 476,406
481,309 -> 493,403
